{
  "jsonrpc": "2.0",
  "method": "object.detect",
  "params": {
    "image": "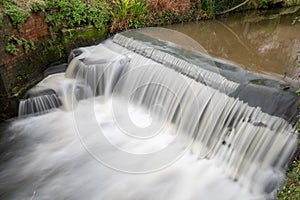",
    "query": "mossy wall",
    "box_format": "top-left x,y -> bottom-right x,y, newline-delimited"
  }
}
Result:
0,12 -> 107,120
